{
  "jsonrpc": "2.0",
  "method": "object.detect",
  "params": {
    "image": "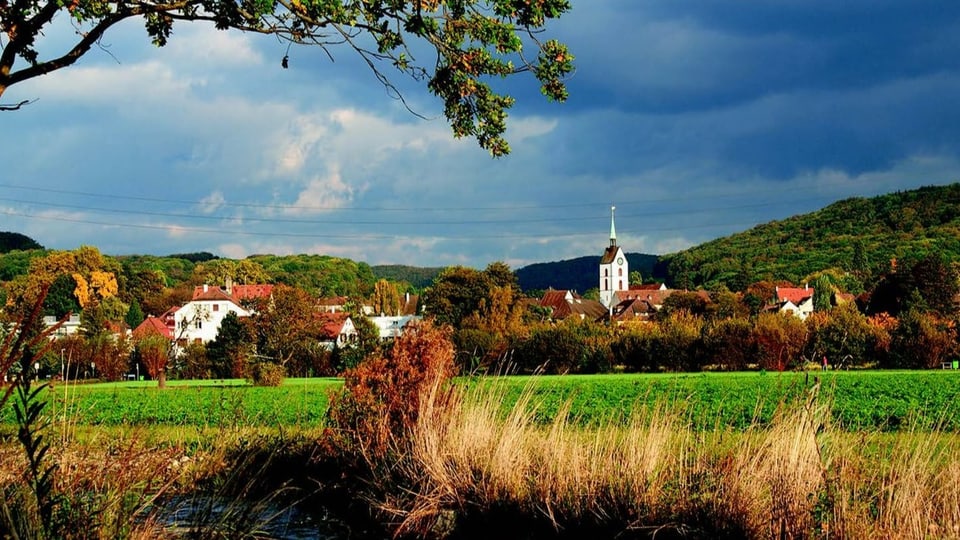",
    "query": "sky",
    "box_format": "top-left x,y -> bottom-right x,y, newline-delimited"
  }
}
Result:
3,1 -> 960,270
